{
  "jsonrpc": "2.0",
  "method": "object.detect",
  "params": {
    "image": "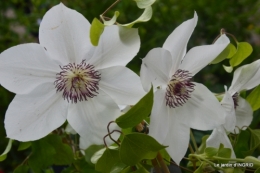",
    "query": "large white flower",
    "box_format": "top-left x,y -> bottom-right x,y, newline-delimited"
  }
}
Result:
0,3 -> 145,148
207,59 -> 260,157
140,12 -> 229,164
